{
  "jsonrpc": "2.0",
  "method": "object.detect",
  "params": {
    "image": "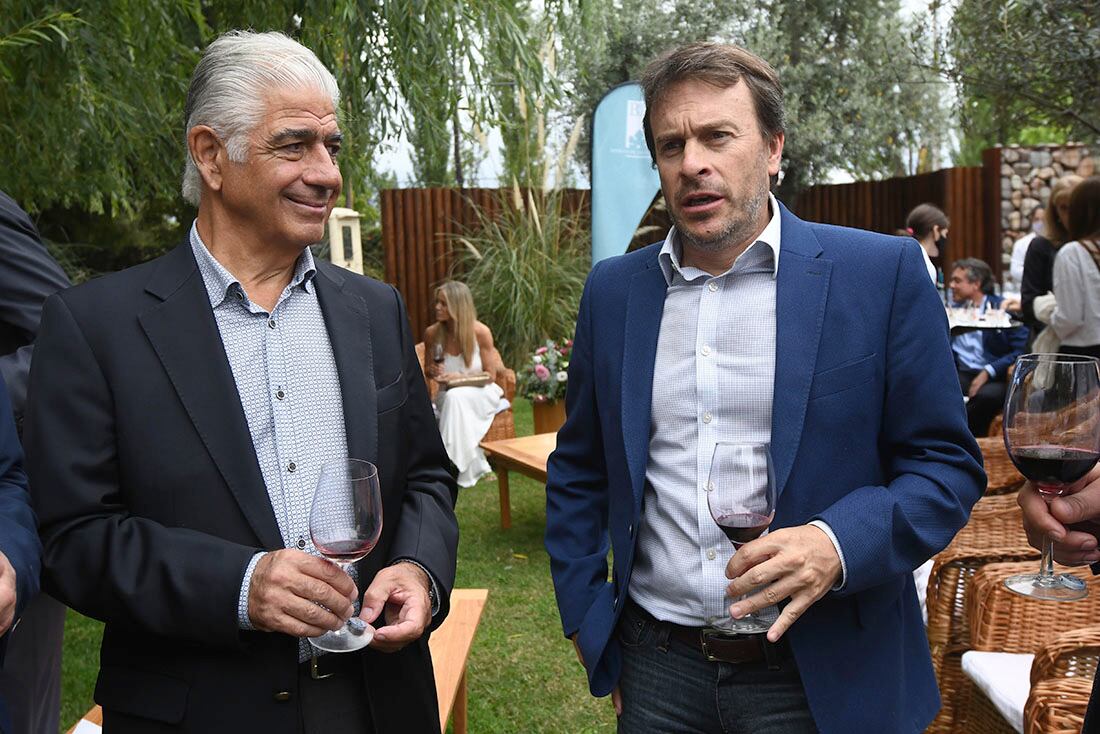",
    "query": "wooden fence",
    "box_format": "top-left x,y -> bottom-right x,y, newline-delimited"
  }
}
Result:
790,166 -> 999,276
380,187 -> 588,339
